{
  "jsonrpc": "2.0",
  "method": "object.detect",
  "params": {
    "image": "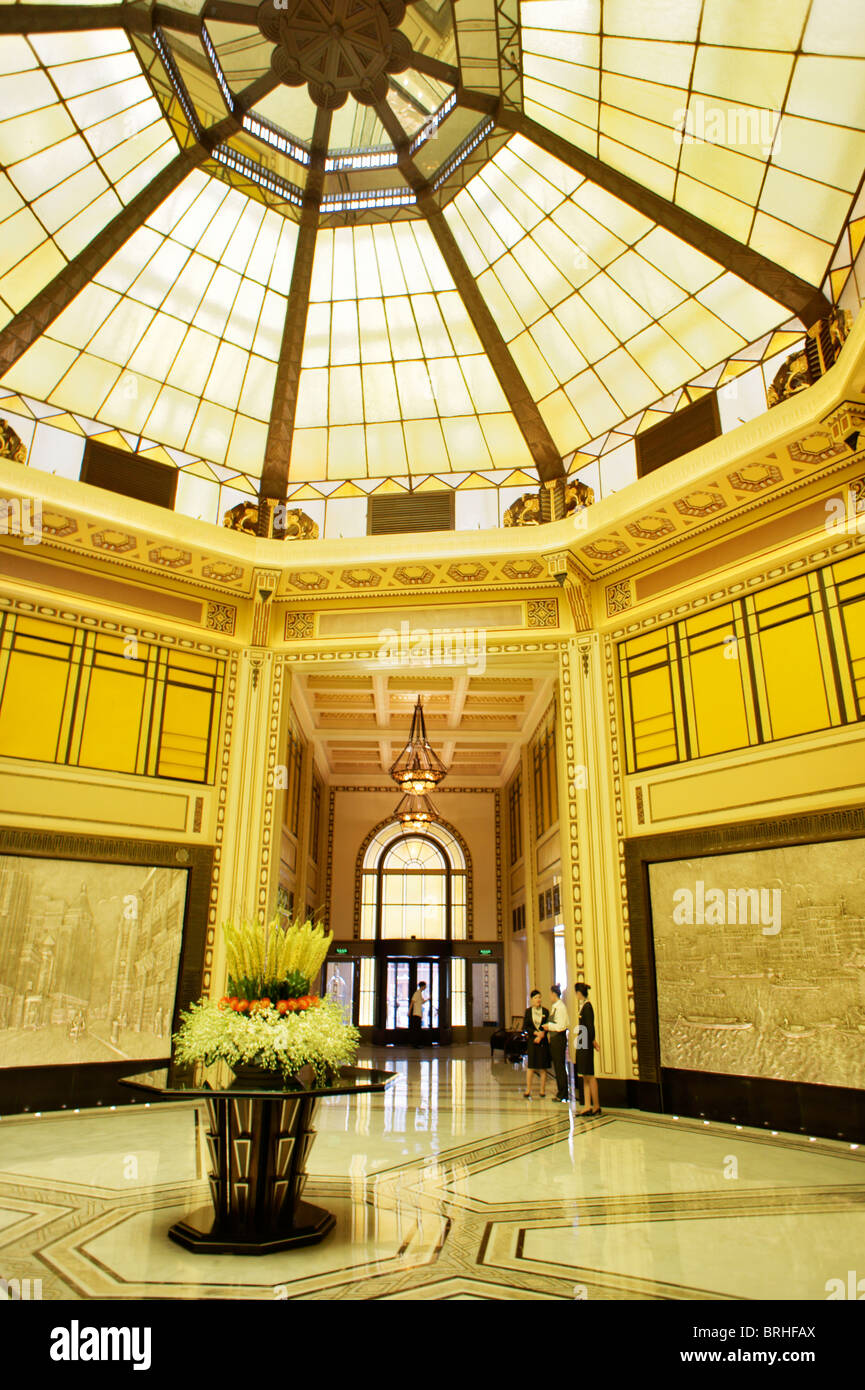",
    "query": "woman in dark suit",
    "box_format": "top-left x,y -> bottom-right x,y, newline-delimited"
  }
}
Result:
522,989 -> 551,1098
573,982 -> 601,1114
